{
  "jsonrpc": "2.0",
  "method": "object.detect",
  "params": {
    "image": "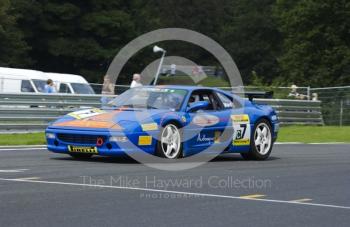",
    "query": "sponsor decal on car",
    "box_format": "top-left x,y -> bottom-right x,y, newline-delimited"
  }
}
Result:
231,114 -> 249,123
192,114 -> 220,127
197,134 -> 214,142
68,145 -> 98,154
138,136 -> 152,145
196,131 -> 222,143
141,123 -> 158,131
233,139 -> 250,146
